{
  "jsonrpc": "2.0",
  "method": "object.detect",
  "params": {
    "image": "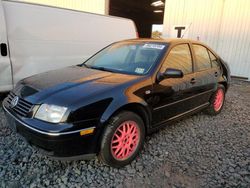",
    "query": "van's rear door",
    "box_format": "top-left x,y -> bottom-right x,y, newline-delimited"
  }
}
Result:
0,0 -> 12,92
